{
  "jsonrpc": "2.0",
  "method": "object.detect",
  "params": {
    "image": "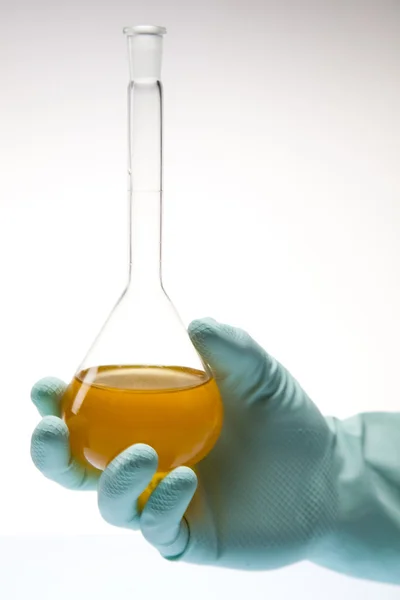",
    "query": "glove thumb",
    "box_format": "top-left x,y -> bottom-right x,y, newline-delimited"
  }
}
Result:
188,317 -> 279,391
188,318 -> 314,422
189,318 -> 259,380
